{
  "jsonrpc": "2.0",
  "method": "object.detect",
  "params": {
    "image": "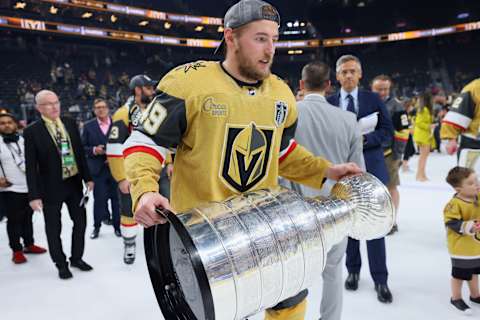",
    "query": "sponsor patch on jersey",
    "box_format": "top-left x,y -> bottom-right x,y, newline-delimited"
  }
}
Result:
274,101 -> 288,127
220,122 -> 274,192
175,61 -> 207,73
202,97 -> 228,117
